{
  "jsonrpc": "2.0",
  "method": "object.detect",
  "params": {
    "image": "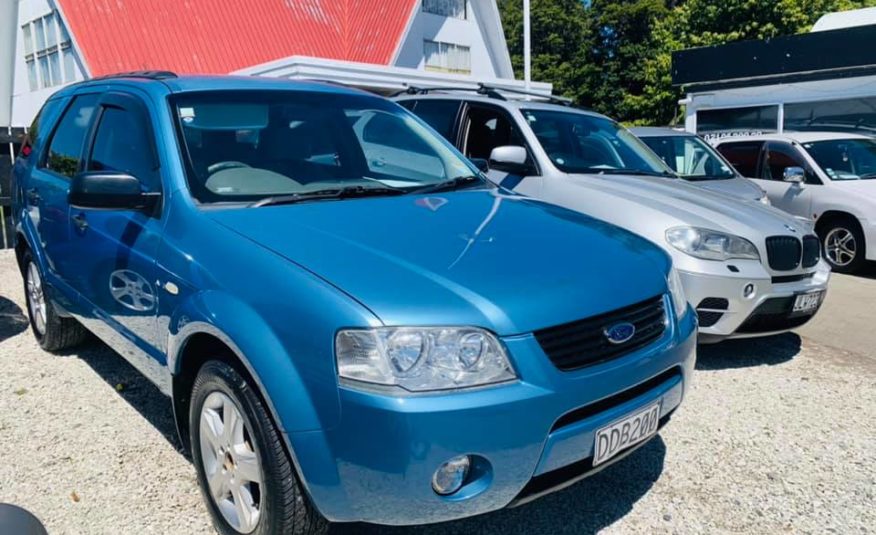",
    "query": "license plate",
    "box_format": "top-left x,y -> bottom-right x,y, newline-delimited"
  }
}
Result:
792,291 -> 823,315
593,402 -> 660,467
